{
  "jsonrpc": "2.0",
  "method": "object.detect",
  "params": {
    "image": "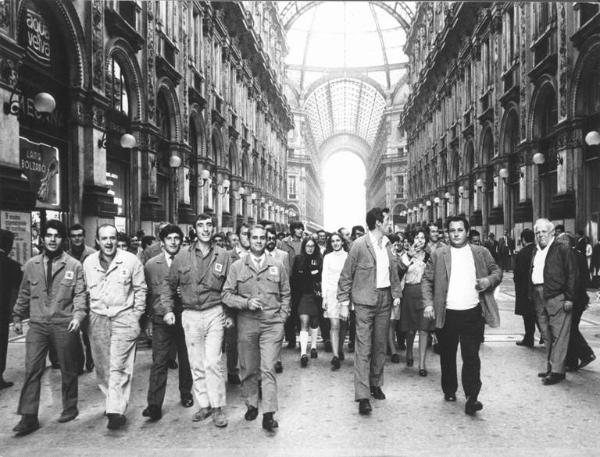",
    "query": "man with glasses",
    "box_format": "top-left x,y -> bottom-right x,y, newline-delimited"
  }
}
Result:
67,224 -> 96,373
12,220 -> 87,435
